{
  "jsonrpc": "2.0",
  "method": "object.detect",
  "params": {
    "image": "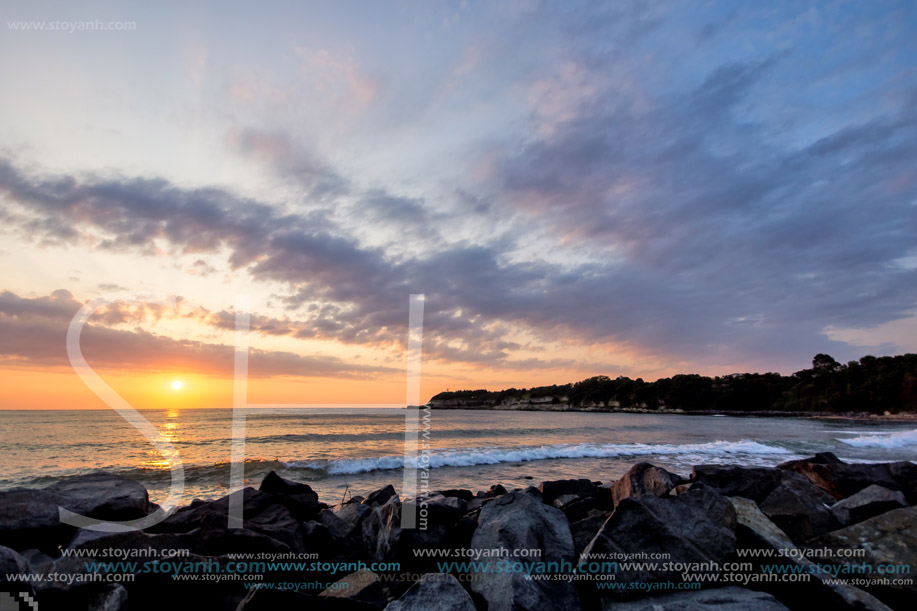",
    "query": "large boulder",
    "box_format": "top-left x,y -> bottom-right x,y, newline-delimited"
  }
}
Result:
580,487 -> 736,601
778,453 -> 917,503
690,465 -> 787,503
612,463 -> 686,507
365,485 -> 398,508
570,513 -> 610,558
0,545 -> 30,582
385,573 -> 475,611
808,506 -> 917,609
362,494 -> 470,578
758,473 -> 837,543
610,586 -> 788,610
0,474 -> 155,552
323,501 -> 373,540
149,487 -> 306,555
538,479 -> 597,506
437,489 -> 474,502
470,491 -> 581,611
830,485 -> 907,527
729,496 -> 890,611
551,494 -> 599,523
258,471 -> 326,520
